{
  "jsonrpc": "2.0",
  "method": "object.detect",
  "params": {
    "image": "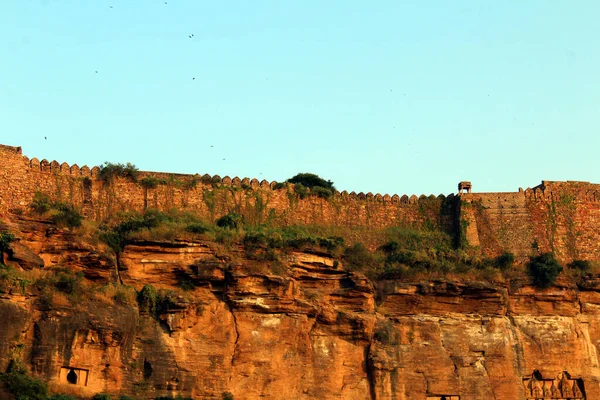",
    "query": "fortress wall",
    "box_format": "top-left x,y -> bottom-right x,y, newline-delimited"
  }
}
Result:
525,181 -> 600,262
462,181 -> 600,263
3,144 -> 600,263
460,191 -> 536,262
0,145 -> 448,233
